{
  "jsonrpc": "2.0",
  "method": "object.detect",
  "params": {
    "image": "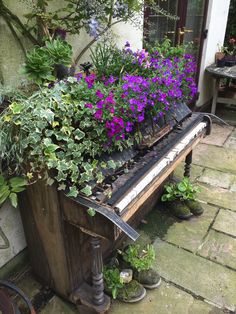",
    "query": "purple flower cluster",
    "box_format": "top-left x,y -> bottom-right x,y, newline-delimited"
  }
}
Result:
72,42 -> 197,145
88,18 -> 99,37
